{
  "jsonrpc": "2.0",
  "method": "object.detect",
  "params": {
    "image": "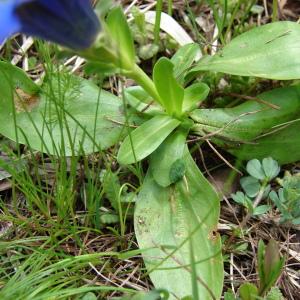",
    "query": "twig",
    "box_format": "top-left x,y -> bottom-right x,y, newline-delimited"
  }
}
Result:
206,140 -> 243,175
105,117 -> 138,128
219,92 -> 280,110
189,109 -> 265,144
